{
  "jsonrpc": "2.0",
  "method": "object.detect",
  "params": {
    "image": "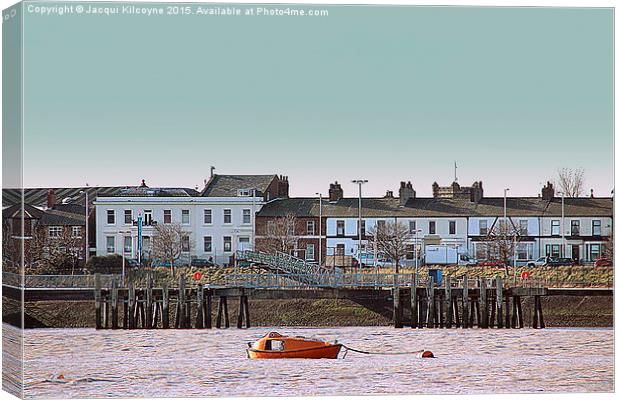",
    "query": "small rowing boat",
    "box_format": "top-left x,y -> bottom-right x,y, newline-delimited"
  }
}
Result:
247,332 -> 342,359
